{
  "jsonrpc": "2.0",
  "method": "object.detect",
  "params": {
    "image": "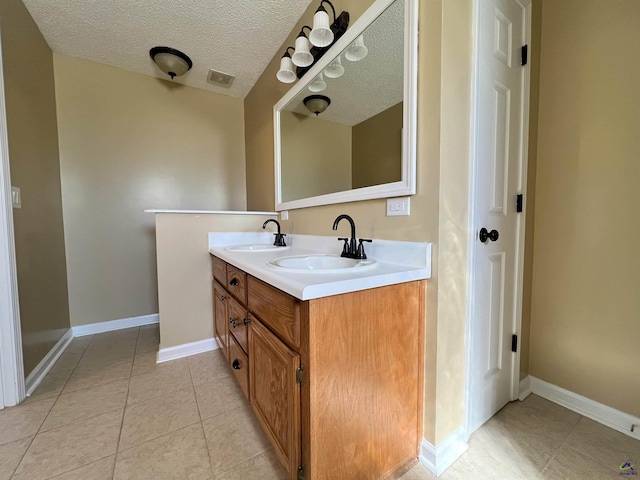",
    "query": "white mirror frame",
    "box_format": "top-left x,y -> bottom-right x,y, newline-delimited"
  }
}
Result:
274,0 -> 418,211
